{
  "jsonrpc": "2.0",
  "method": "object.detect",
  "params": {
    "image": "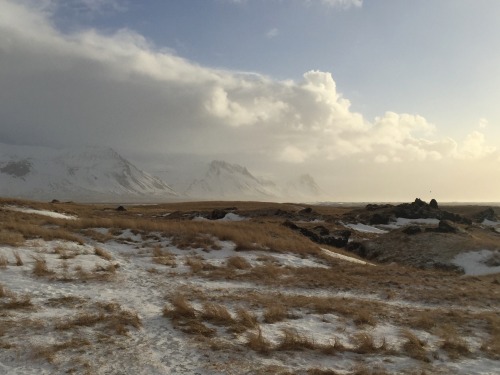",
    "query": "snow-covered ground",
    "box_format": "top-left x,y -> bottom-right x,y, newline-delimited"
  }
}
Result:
5,206 -> 77,220
452,250 -> 500,276
0,207 -> 499,375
